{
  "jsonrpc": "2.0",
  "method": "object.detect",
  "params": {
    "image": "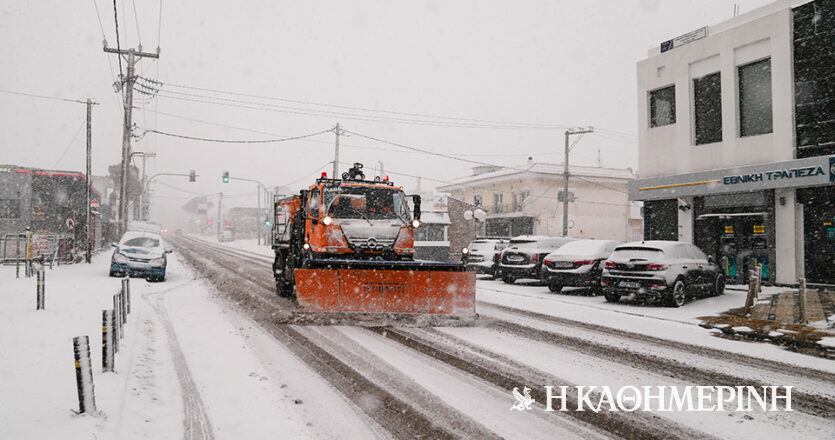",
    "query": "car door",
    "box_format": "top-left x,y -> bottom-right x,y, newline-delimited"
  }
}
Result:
687,244 -> 711,290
